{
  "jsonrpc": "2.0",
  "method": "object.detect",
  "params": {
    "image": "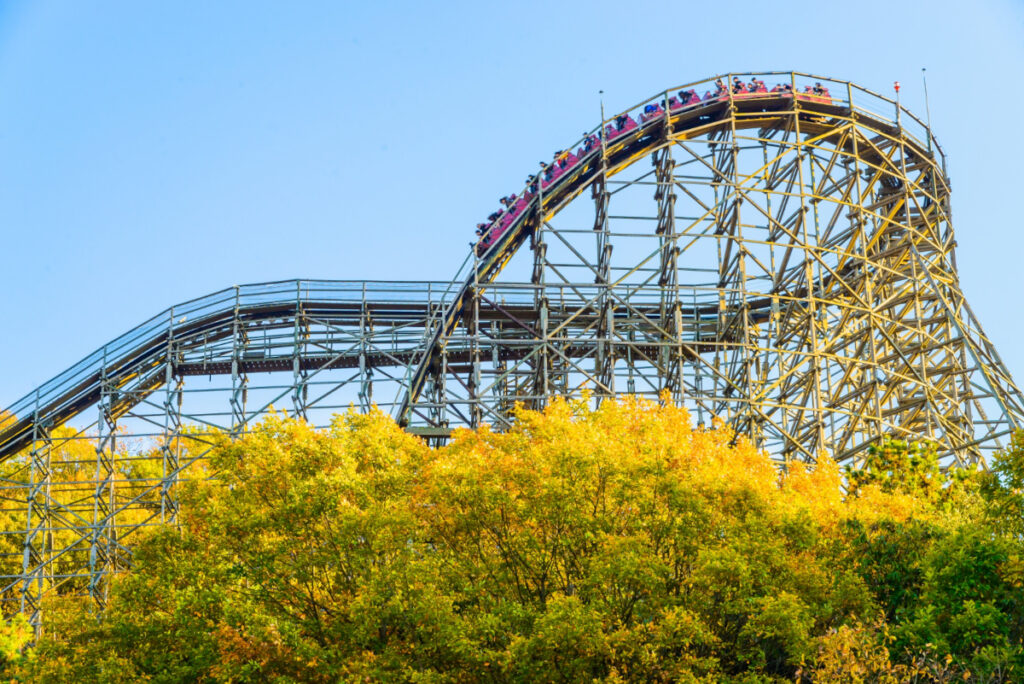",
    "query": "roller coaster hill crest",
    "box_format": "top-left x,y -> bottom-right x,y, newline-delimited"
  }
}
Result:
1,71 -> 1023,628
